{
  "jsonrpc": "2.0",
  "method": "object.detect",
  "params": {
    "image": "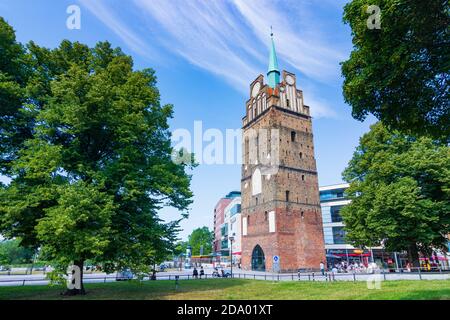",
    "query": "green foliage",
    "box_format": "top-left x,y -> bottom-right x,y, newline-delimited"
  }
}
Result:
342,122 -> 450,264
342,0 -> 450,141
0,19 -> 195,286
173,241 -> 188,256
188,227 -> 214,256
0,17 -> 33,175
0,239 -> 34,265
